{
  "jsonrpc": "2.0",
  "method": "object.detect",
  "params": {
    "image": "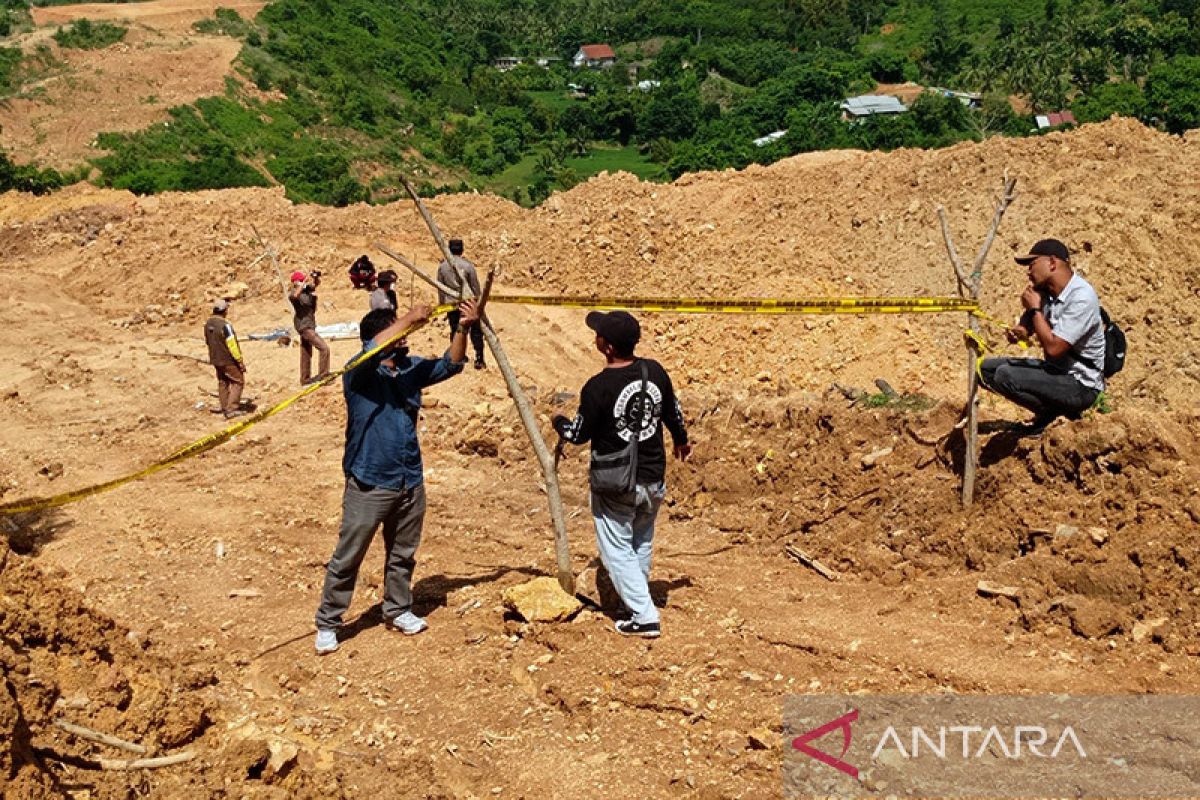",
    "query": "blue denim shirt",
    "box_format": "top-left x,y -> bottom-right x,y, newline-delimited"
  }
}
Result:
342,342 -> 464,490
